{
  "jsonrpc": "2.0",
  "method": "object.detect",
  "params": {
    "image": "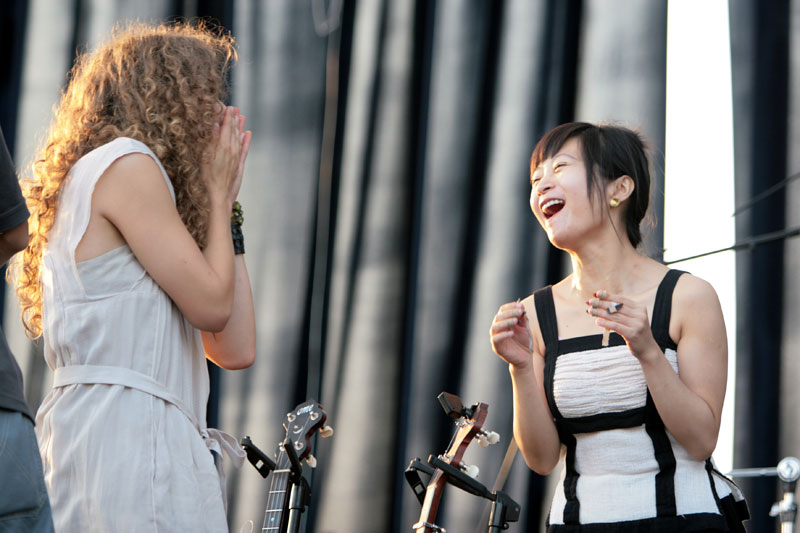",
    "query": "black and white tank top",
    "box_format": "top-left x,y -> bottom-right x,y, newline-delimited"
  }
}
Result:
534,269 -> 747,532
